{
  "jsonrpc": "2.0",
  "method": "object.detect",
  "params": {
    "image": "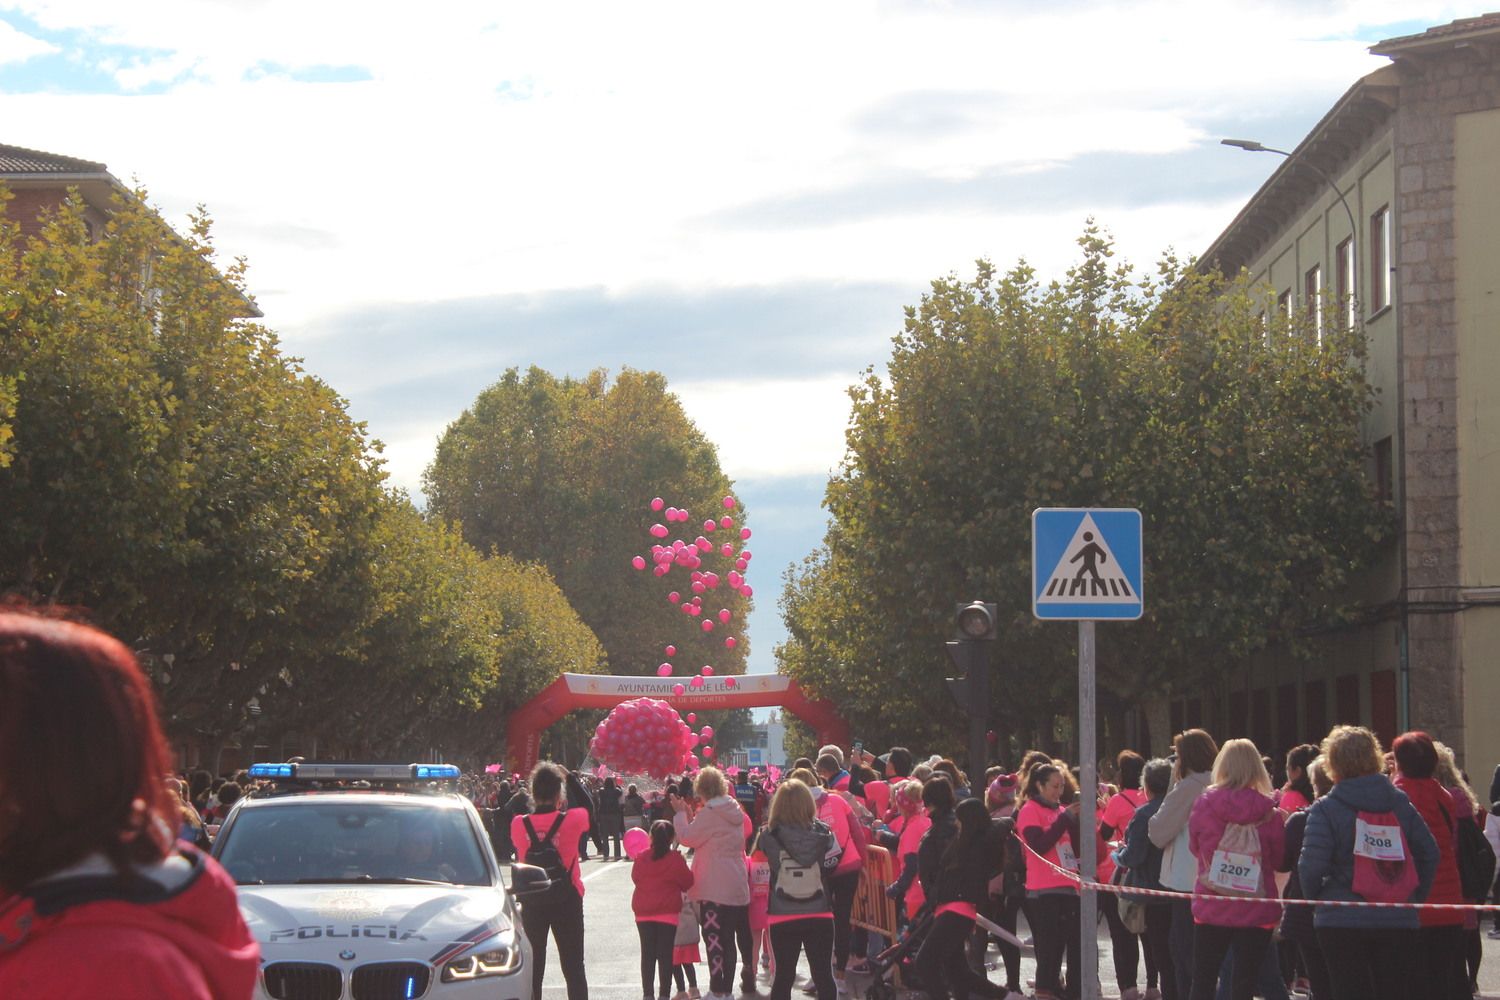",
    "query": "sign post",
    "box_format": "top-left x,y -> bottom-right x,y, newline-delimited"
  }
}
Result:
1033,508 -> 1142,1000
